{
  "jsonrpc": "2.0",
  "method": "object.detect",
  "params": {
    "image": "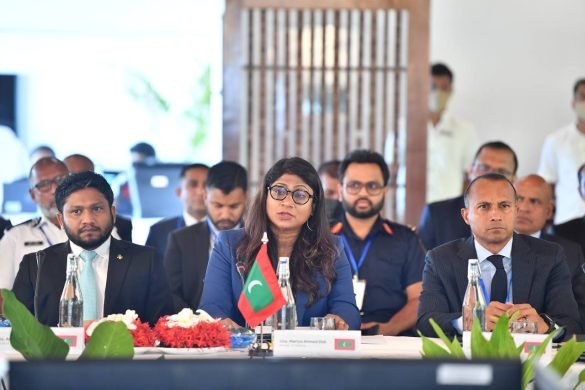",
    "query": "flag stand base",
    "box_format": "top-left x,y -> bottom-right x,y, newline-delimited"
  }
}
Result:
248,342 -> 272,358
